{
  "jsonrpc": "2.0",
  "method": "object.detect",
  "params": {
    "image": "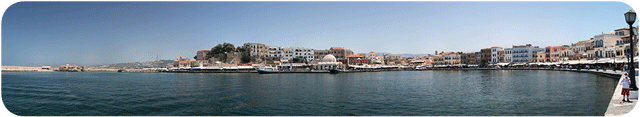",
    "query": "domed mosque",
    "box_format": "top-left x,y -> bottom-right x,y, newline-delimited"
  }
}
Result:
313,54 -> 344,70
322,54 -> 337,63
